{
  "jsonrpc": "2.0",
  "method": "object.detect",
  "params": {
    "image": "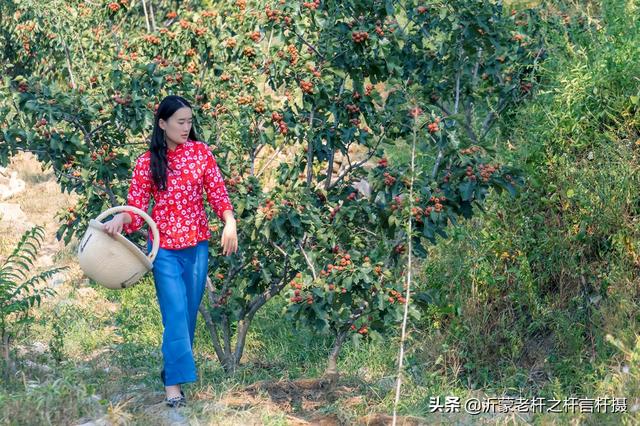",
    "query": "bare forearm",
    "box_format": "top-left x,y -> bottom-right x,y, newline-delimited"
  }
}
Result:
222,209 -> 235,224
